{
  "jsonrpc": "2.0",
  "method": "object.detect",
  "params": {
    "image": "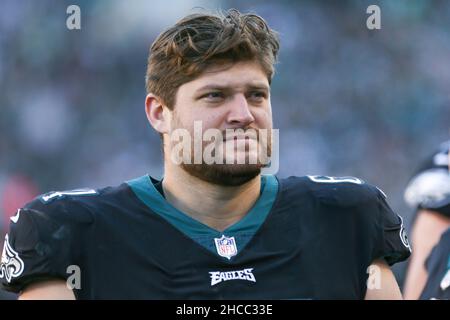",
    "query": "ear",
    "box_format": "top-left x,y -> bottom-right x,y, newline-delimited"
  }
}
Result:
145,93 -> 171,134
